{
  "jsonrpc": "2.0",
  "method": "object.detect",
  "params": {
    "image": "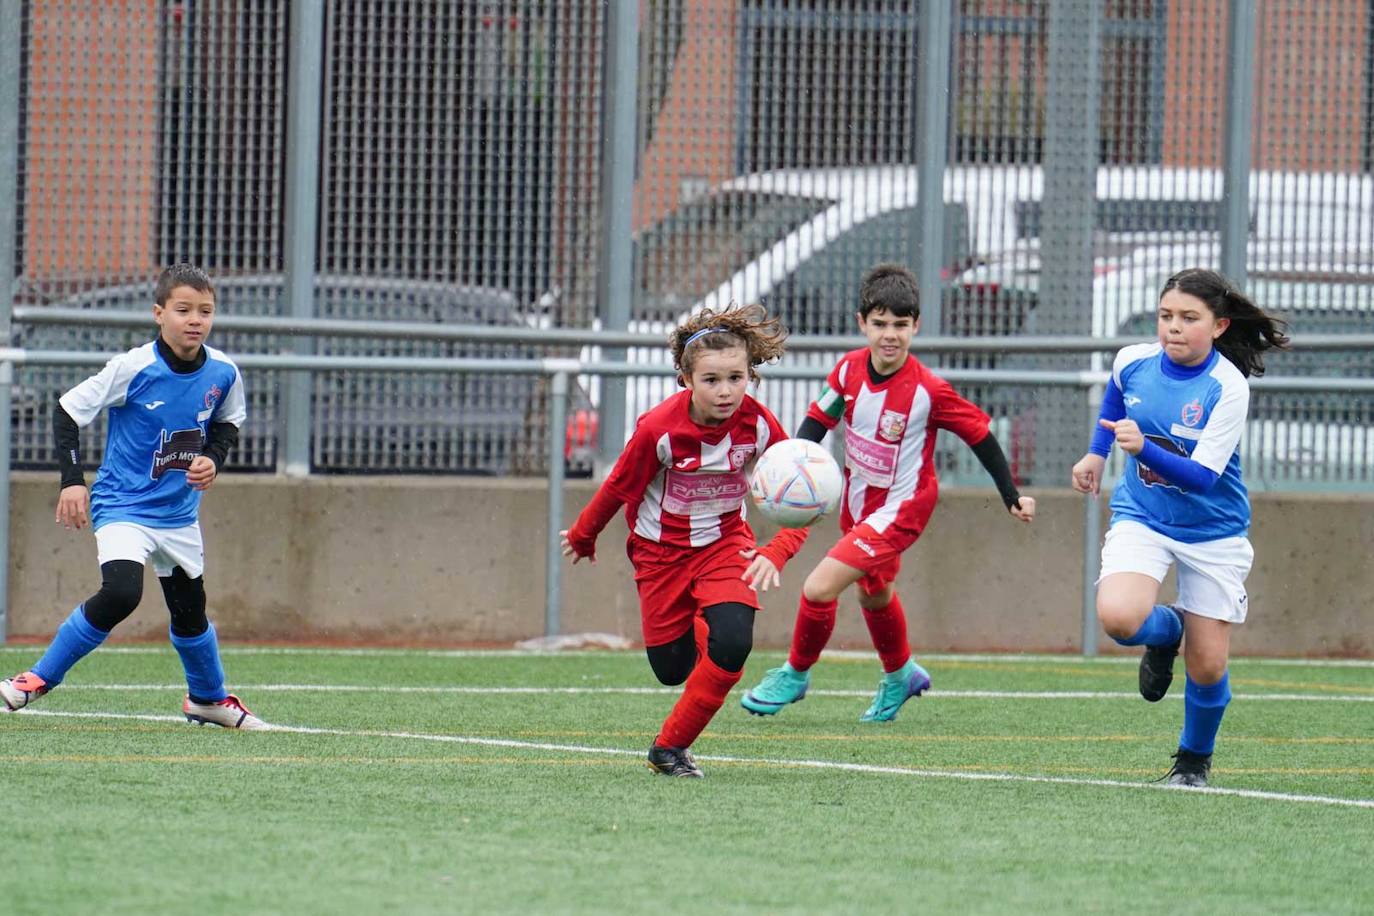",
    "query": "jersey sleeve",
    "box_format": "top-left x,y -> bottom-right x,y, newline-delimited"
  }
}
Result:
58,352 -> 142,427
930,376 -> 991,446
1189,377 -> 1248,475
598,418 -> 666,505
805,359 -> 848,430
214,362 -> 248,427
